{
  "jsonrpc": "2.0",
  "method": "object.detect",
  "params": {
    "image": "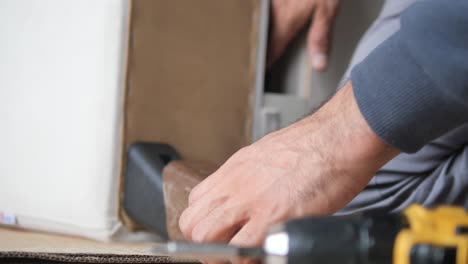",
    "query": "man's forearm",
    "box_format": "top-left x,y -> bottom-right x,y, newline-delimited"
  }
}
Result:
351,0 -> 468,153
281,81 -> 400,212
